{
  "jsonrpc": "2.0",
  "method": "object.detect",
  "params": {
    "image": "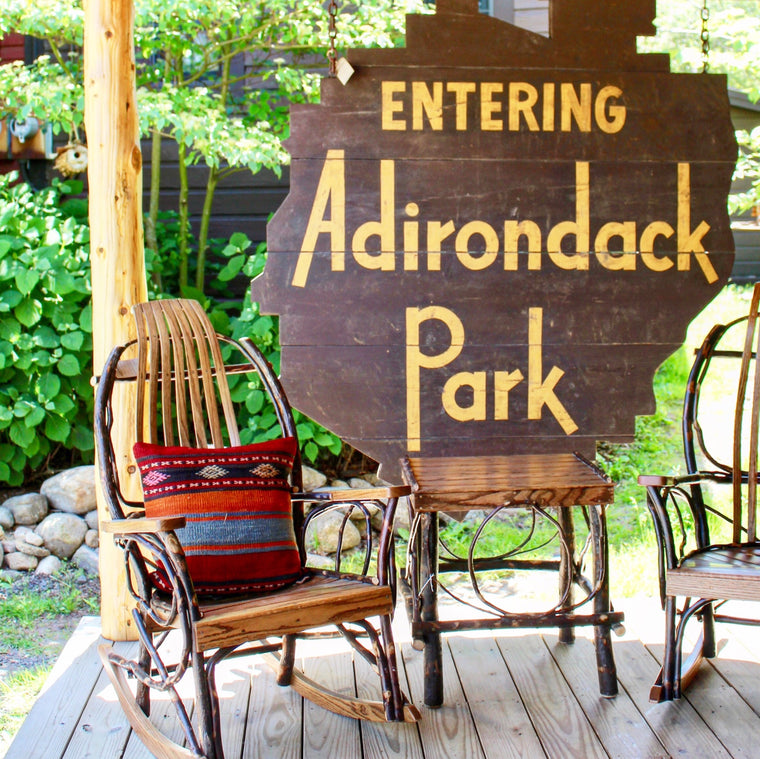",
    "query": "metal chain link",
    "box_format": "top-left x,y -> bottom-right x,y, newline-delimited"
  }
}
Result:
701,0 -> 711,74
327,0 -> 338,77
